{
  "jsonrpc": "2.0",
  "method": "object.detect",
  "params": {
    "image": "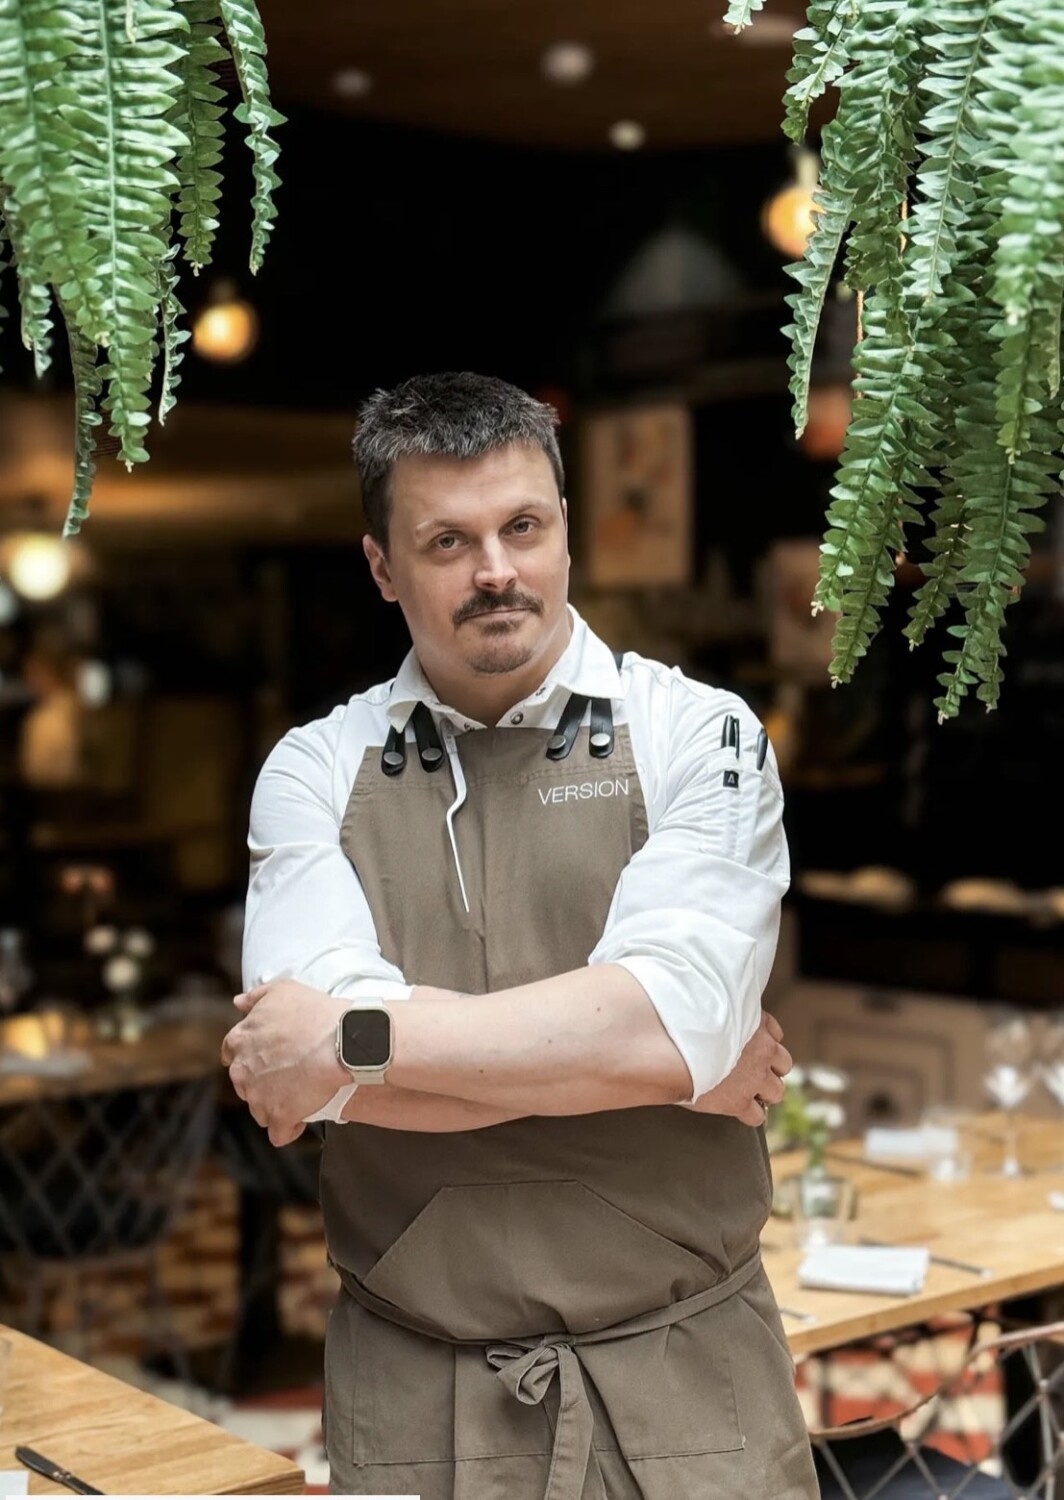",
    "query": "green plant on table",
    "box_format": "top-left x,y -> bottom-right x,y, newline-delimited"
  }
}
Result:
772,1064 -> 849,1172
